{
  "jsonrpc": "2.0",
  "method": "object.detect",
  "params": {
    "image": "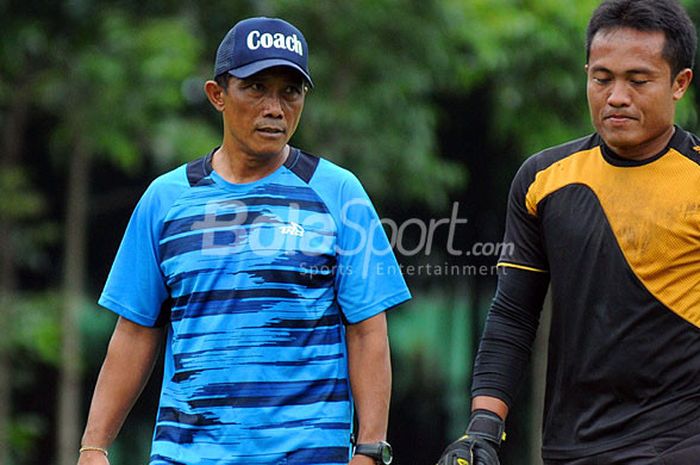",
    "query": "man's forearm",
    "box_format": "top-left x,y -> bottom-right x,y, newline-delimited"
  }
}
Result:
80,317 -> 164,449
346,312 -> 391,443
471,267 -> 549,407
